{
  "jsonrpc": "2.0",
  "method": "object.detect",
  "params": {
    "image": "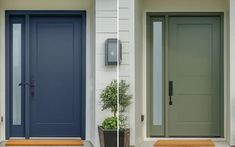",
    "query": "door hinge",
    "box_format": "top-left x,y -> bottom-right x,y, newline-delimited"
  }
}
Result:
1,116 -> 3,123
141,115 -> 144,122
